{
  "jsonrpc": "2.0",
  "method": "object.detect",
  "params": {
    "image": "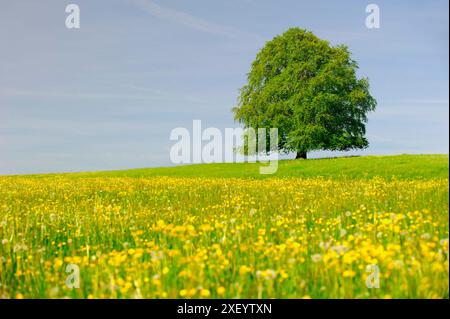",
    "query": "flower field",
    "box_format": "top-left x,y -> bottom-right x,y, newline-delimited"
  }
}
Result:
0,159 -> 448,299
